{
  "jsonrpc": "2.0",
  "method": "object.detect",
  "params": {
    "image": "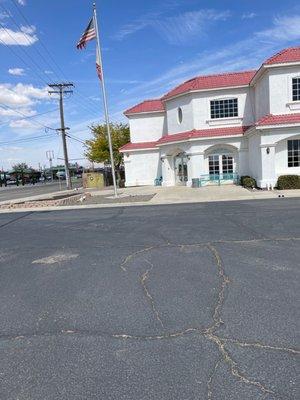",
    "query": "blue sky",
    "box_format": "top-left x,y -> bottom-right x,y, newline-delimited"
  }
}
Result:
1,0 -> 300,170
